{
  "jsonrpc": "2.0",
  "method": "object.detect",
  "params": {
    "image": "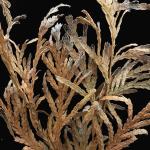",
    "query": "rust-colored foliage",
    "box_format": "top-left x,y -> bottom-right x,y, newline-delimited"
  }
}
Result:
0,0 -> 150,149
